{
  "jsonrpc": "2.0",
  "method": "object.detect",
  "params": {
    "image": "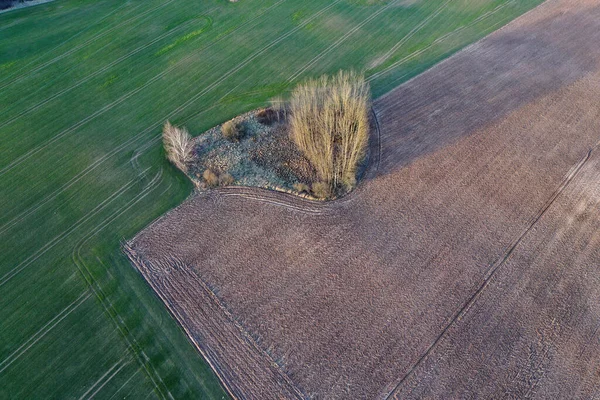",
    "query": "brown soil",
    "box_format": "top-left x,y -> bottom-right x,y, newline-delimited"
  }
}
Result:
391,151 -> 600,399
126,0 -> 600,398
